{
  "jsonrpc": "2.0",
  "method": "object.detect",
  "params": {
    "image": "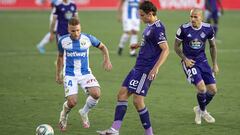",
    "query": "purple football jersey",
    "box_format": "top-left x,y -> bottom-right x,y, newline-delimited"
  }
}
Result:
176,22 -> 215,63
205,0 -> 218,12
135,20 -> 167,71
53,0 -> 77,36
